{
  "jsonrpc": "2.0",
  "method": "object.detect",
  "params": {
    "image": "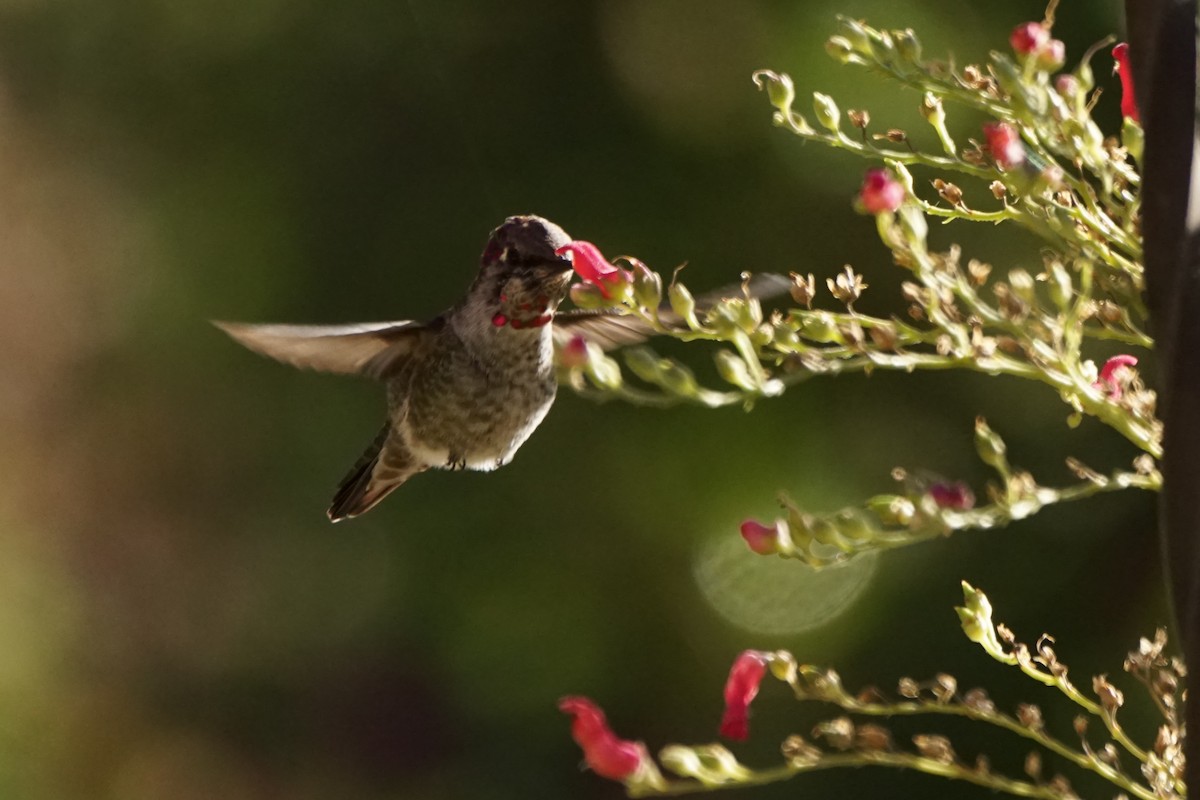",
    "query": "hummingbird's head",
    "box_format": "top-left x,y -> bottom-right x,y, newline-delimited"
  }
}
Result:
475,215 -> 575,330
